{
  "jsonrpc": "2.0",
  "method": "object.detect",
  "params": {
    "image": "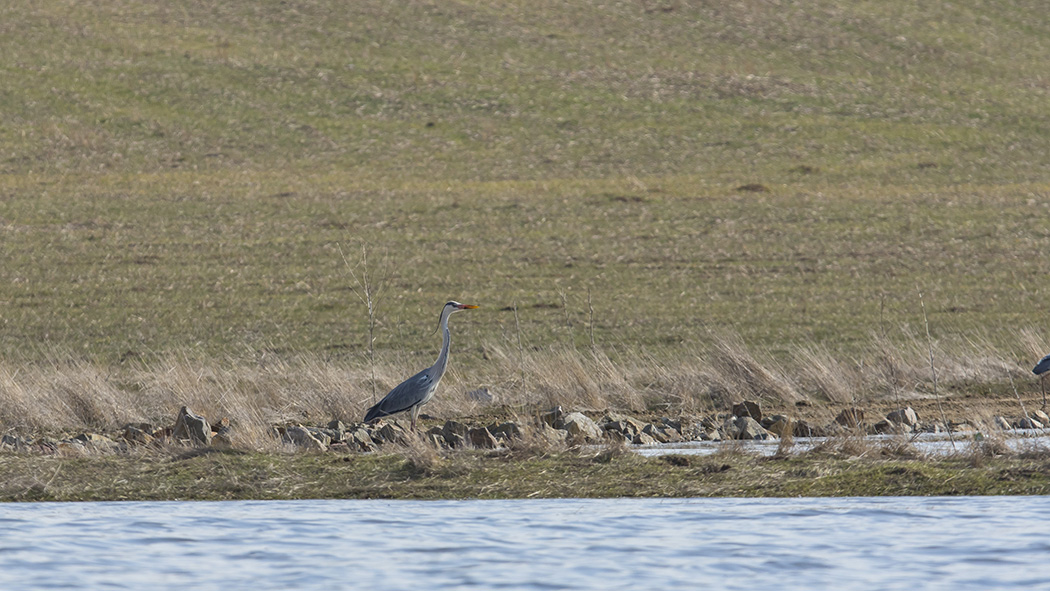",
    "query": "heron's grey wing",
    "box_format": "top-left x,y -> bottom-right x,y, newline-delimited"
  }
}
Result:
1034,354 -> 1050,375
363,368 -> 433,422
